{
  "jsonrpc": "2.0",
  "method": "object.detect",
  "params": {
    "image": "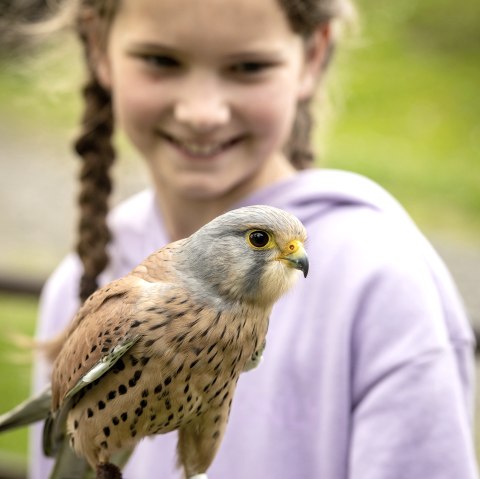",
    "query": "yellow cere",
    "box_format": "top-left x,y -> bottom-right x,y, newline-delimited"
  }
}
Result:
285,240 -> 301,255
